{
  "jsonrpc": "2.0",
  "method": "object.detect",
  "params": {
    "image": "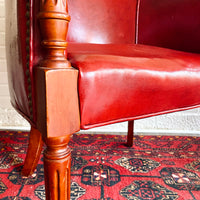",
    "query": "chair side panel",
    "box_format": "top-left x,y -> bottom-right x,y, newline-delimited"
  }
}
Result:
138,0 -> 200,53
5,0 -> 34,123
